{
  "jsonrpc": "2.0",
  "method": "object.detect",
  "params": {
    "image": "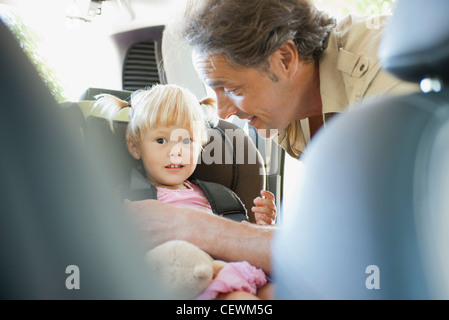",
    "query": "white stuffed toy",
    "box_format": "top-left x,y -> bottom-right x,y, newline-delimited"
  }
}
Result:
145,240 -> 226,300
